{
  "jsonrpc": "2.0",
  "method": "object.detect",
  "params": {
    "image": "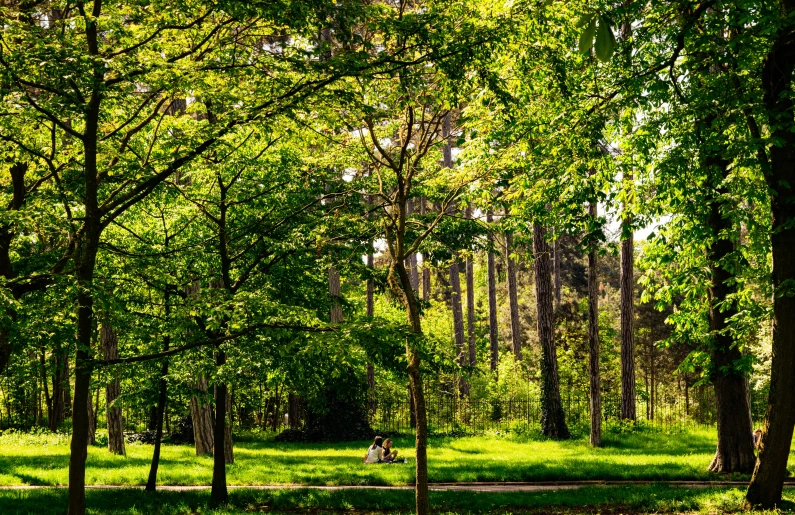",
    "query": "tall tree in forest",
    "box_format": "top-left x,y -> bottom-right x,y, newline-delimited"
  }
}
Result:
486,209 -> 499,373
505,232 -> 521,361
746,0 -> 795,505
465,206 -> 476,367
533,223 -> 569,439
587,186 -> 601,447
619,178 -> 636,422
102,324 -> 125,456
